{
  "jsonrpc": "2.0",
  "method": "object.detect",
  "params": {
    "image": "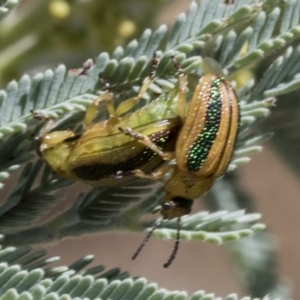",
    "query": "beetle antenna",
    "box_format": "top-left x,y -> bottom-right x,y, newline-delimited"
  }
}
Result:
132,220 -> 163,260
163,217 -> 181,268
